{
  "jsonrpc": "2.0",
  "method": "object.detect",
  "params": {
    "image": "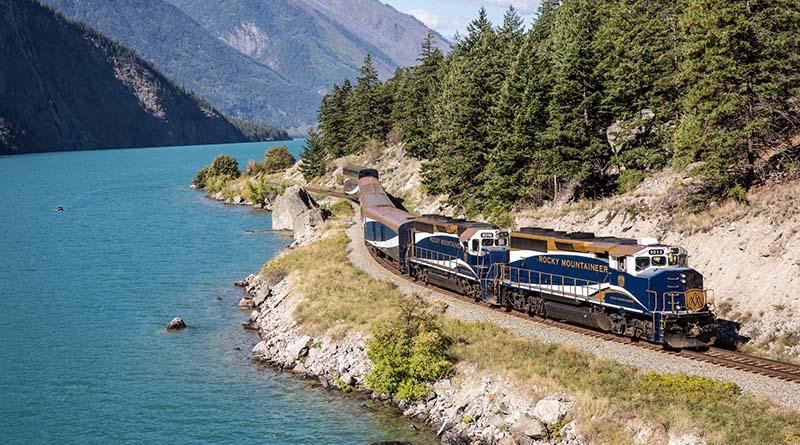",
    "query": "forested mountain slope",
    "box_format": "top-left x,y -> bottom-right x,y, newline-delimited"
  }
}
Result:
313,3 -> 800,216
43,0 -> 447,128
41,0 -> 320,128
0,0 -> 246,155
